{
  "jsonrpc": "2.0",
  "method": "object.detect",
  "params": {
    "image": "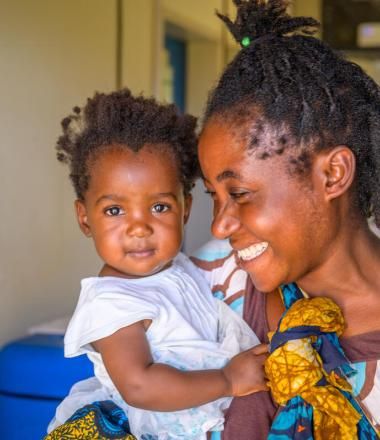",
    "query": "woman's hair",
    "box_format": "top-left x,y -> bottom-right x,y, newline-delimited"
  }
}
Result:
57,89 -> 199,199
205,0 -> 380,226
